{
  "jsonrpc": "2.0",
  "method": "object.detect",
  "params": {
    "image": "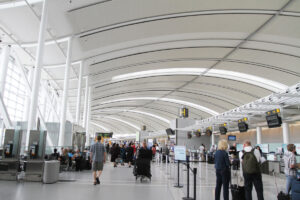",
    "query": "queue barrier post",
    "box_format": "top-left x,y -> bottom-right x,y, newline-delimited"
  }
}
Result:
174,160 -> 183,188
